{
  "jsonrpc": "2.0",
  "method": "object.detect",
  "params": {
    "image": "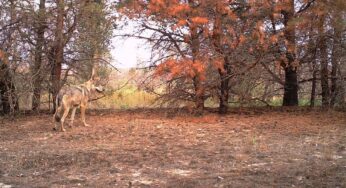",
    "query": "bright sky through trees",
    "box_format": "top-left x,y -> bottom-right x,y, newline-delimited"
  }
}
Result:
32,0 -> 146,69
111,34 -> 151,68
